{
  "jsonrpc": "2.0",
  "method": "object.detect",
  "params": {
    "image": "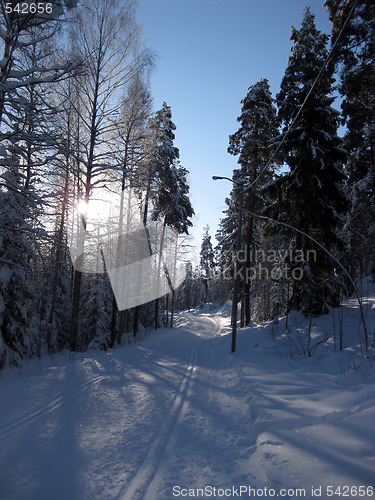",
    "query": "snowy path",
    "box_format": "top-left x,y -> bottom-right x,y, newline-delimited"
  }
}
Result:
119,313 -> 266,500
0,305 -> 374,499
0,311 -> 262,500
118,315 -> 222,500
